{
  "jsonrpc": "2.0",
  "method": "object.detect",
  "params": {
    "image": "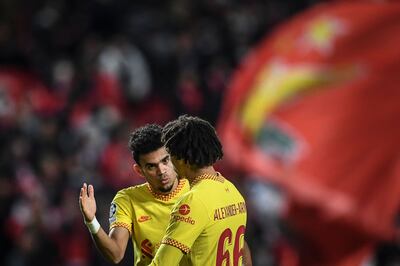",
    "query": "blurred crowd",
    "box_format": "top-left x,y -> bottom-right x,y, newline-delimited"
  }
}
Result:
4,1 -> 398,266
